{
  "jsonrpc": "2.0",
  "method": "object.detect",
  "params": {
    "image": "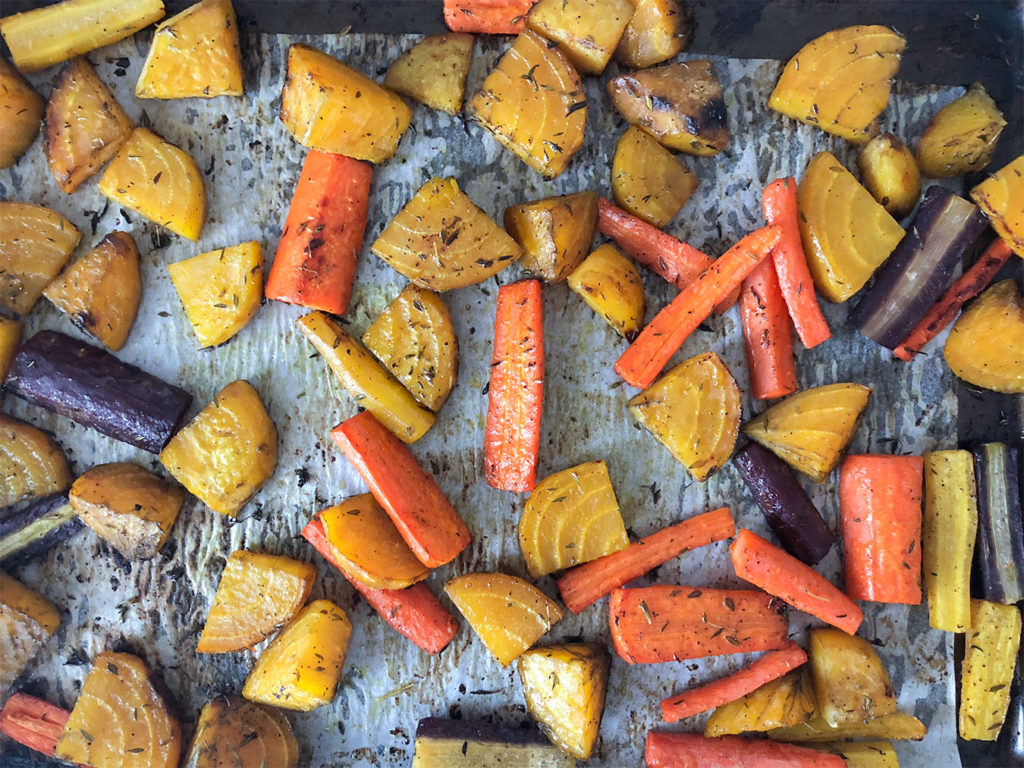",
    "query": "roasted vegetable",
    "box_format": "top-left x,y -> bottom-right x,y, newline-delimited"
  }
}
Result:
608,60 -> 728,156
445,573 -> 563,666
383,33 -> 474,115
55,651 -> 181,768
768,25 -> 906,143
646,730 -> 846,767
0,692 -> 70,759
519,460 -> 629,578
628,351 -> 741,481
567,244 -> 646,340
704,668 -> 817,736
69,462 -> 185,560
0,492 -> 82,566
971,154 -> 1024,257
504,190 -> 598,282
98,127 -> 206,241
768,711 -> 927,742
43,230 -> 141,350
943,279 -> 1024,394
959,599 -> 1021,741
0,202 -> 81,315
525,0 -> 633,75
519,643 -> 609,759
280,43 -> 411,163
973,443 -> 1024,604
6,330 -> 192,453
0,573 -> 59,695
159,379 -> 277,515
857,133 -> 921,218
443,0 -> 534,34
615,0 -> 690,68
411,718 -> 575,768
185,697 -> 299,768
917,83 -> 1006,178
136,0 -> 243,99
243,599 -> 352,712
372,177 -> 521,291
0,58 -> 44,169
806,741 -> 900,768
809,627 -> 897,726
468,29 -> 587,178
44,58 -> 133,194
612,126 -> 699,228
740,256 -> 797,400
197,549 -> 315,653
0,315 -> 22,382
0,414 -> 71,508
